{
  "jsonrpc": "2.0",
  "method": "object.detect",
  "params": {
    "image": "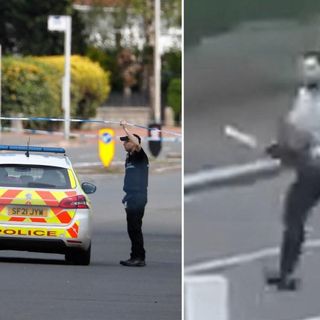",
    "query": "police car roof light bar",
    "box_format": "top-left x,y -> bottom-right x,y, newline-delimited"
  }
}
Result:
0,145 -> 66,154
